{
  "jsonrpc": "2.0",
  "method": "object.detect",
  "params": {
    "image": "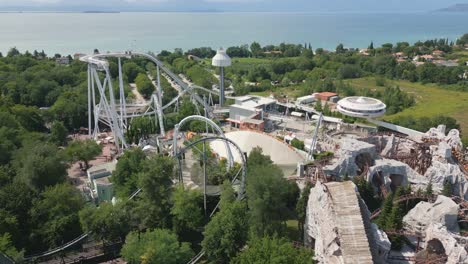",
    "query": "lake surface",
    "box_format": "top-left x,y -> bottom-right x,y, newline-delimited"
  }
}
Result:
0,12 -> 466,55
